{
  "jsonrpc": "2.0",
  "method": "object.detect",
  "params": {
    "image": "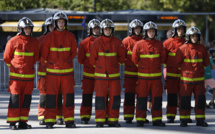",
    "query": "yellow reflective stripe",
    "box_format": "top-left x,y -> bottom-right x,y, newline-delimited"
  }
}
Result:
124,114 -> 134,118
140,54 -> 160,58
180,115 -> 190,119
7,117 -> 20,121
166,72 -> 181,77
184,59 -> 203,62
124,71 -> 138,76
95,73 -> 106,77
136,64 -> 138,67
7,64 -> 11,67
166,114 -> 176,117
178,67 -> 181,70
45,119 -> 56,123
152,117 -> 162,121
136,118 -> 146,121
168,52 -> 176,56
196,115 -> 205,118
127,51 -> 132,55
108,118 -> 118,121
98,52 -> 117,56
80,115 -> 91,118
95,118 -> 106,122
38,71 -> 46,76
20,116 -> 28,120
109,73 -> 120,78
38,116 -> 44,120
163,64 -> 166,67
64,117 -> 74,122
56,115 -> 63,119
10,72 -> 35,78
83,72 -> 95,77
46,68 -> 74,73
14,51 -> 34,56
181,77 -> 204,82
138,72 -> 162,77
45,60 -> 47,63
86,53 -> 90,57
50,47 -> 71,52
